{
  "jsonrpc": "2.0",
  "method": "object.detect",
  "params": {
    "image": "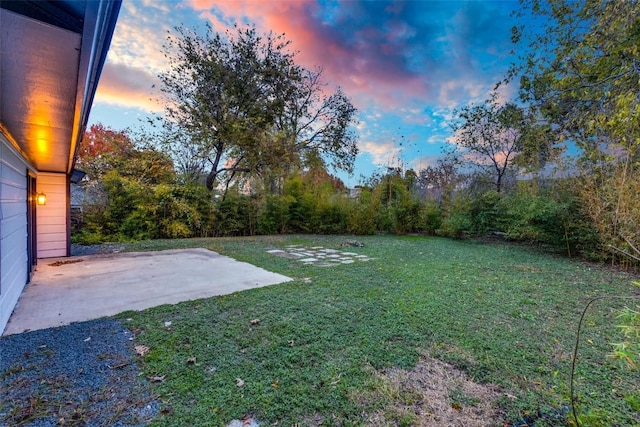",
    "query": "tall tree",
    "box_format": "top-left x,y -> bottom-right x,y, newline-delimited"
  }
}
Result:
272,67 -> 358,174
450,98 -> 524,193
417,155 -> 466,203
512,0 -> 640,162
510,0 -> 640,253
157,25 -> 358,195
